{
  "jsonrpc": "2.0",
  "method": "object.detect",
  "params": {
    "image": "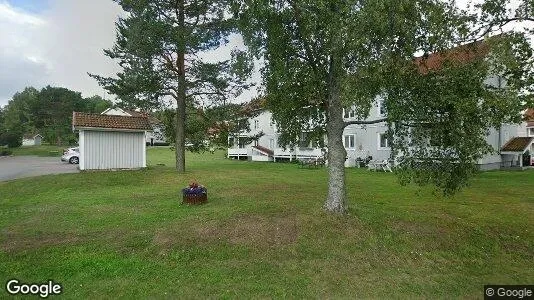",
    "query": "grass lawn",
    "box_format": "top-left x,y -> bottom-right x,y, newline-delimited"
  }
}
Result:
6,145 -> 68,157
1,147 -> 533,298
